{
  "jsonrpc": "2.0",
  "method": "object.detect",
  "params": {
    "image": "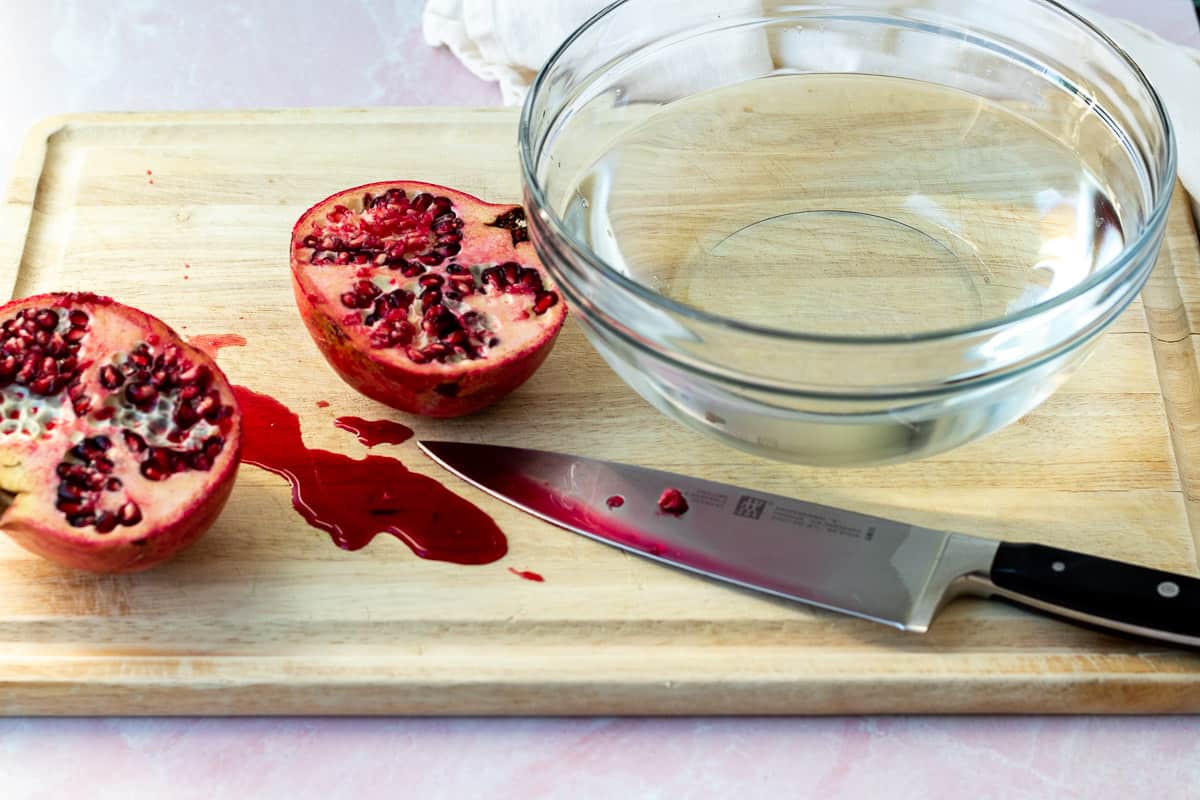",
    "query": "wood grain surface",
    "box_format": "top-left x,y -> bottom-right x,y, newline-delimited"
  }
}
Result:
0,108 -> 1199,715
